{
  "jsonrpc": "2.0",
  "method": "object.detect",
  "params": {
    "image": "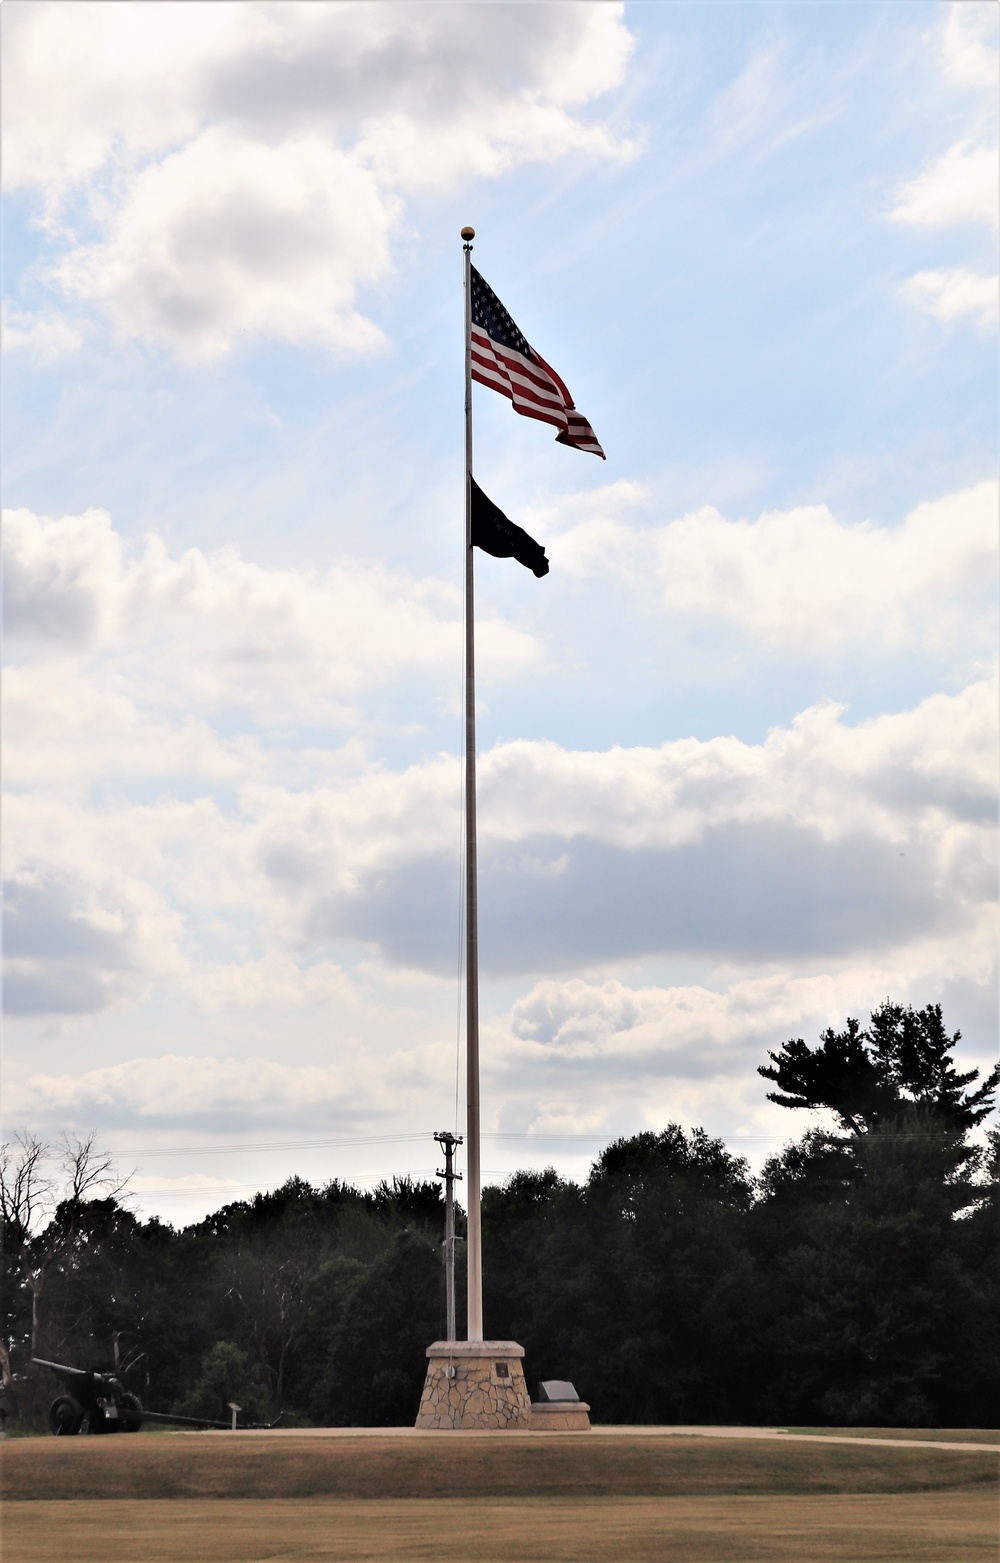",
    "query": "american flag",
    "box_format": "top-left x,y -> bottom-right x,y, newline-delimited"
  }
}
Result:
470,267 -> 605,459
